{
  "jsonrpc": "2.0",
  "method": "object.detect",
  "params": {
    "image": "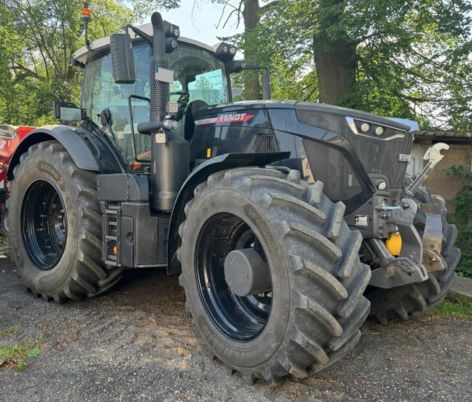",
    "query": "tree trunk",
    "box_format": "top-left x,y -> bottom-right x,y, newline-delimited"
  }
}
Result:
314,38 -> 357,105
313,0 -> 357,105
242,0 -> 261,100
